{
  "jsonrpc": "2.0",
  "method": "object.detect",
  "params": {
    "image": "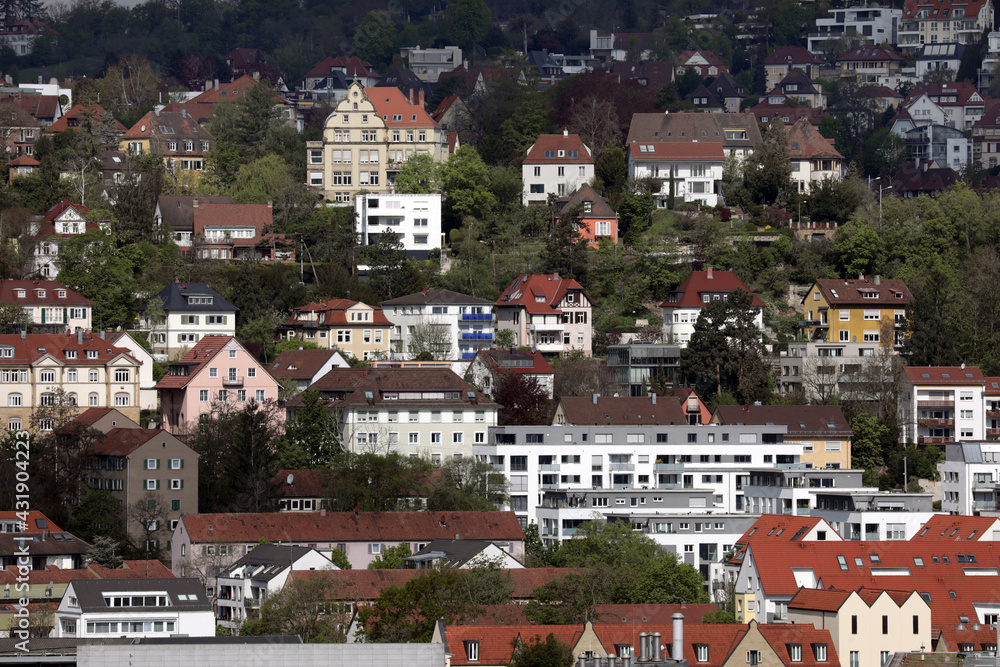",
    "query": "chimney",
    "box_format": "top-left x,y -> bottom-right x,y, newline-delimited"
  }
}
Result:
409,88 -> 415,104
707,266 -> 713,279
77,330 -> 82,345
193,199 -> 198,208
267,201 -> 273,209
563,128 -> 568,137
593,394 -> 599,405
650,393 -> 657,404
874,275 -> 880,285
672,614 -> 684,662
320,508 -> 327,517
418,89 -> 425,107
20,330 -> 25,339
652,632 -> 661,660
214,79 -> 219,90
638,633 -> 648,661
98,331 -> 105,340
454,533 -> 460,540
